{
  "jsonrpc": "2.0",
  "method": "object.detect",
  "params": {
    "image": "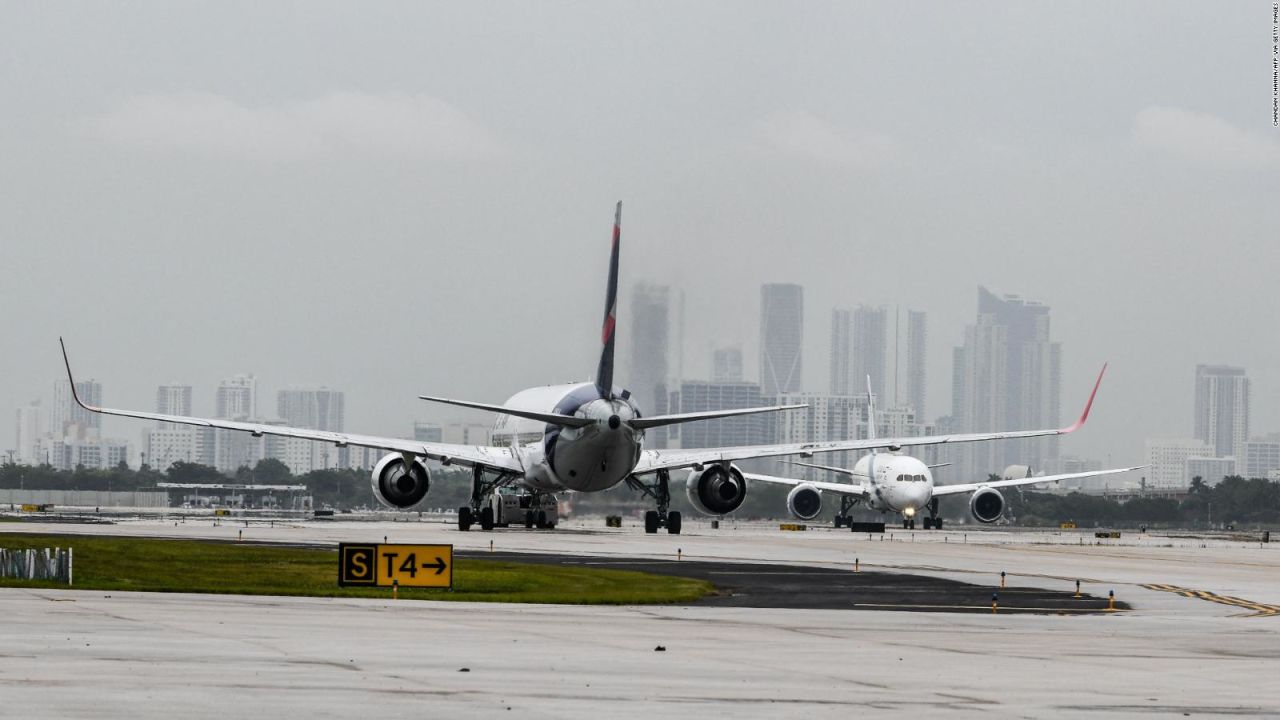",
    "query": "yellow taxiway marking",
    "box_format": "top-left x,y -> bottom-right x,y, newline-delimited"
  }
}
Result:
1140,584 -> 1280,618
851,603 -> 1124,613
